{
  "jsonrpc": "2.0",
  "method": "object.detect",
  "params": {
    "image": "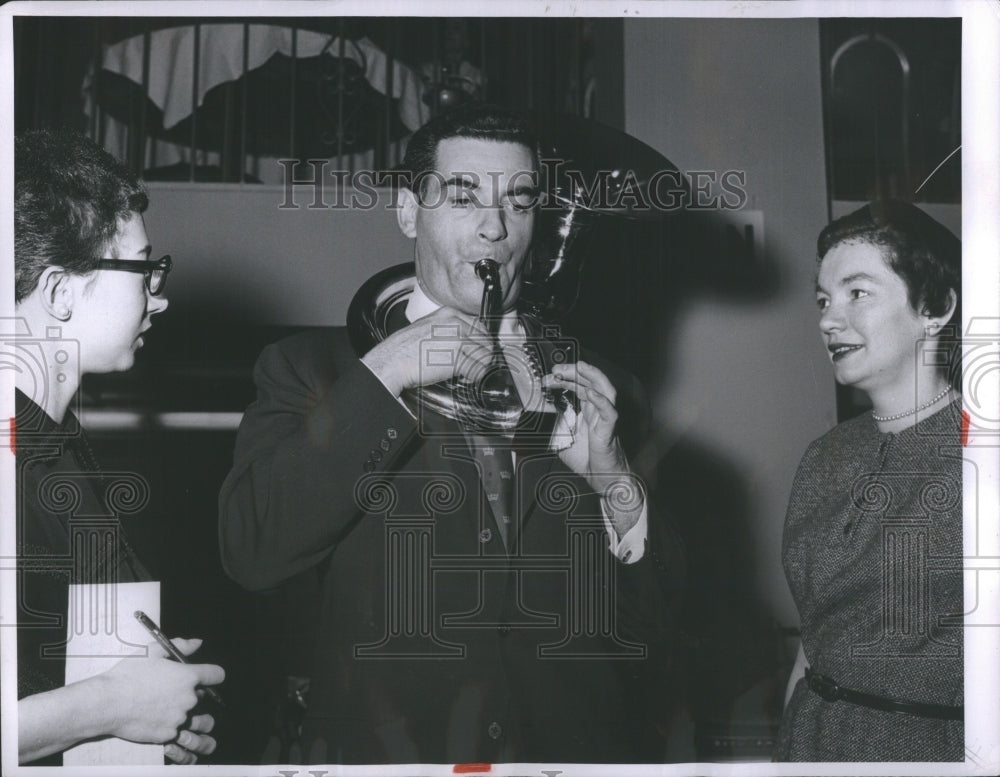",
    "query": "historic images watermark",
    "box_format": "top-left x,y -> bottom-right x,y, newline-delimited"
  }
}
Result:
2,318 -> 82,435
1,317 -> 157,657
955,317 -> 1000,442
348,317 -> 1000,665
351,466 -> 647,661
275,158 -> 749,213
346,324 -> 651,661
